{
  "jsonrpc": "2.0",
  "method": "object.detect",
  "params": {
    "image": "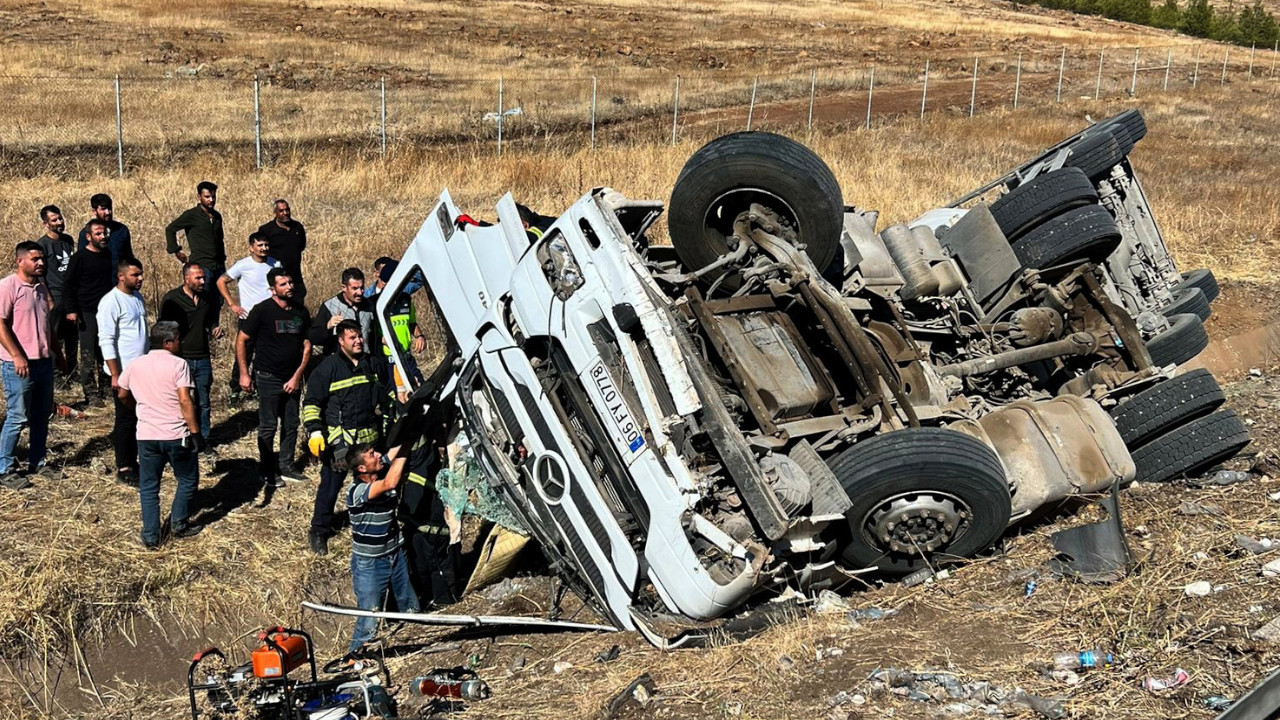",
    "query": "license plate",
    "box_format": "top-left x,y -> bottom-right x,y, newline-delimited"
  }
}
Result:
588,360 -> 646,457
